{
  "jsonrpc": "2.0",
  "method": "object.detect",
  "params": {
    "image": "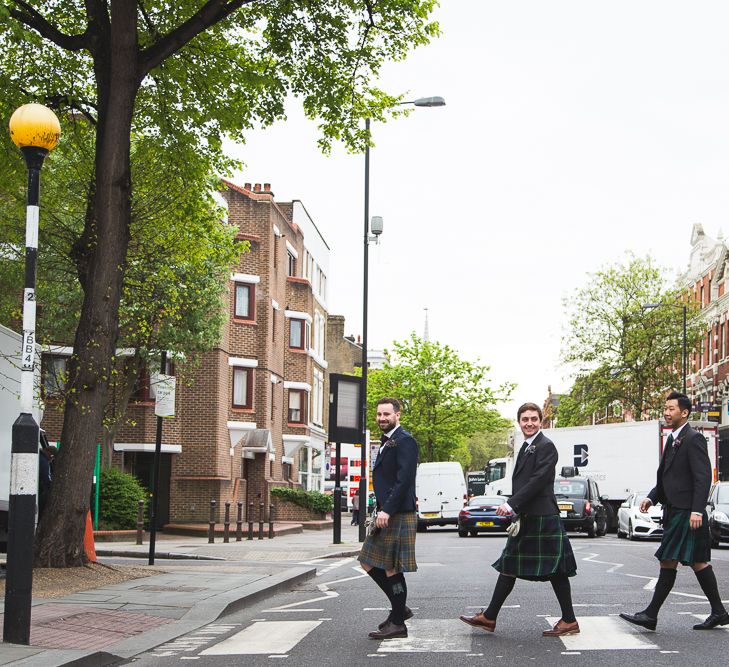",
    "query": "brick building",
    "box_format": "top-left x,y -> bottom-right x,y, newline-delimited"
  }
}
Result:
40,180 -> 330,524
